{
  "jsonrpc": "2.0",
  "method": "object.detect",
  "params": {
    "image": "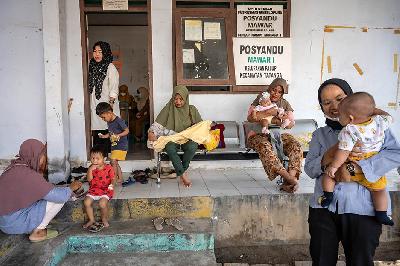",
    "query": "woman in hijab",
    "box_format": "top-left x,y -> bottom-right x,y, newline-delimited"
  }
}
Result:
148,85 -> 202,187
305,78 -> 400,265
0,139 -> 82,242
89,41 -> 120,153
247,78 -> 302,193
134,87 -> 150,142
